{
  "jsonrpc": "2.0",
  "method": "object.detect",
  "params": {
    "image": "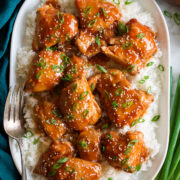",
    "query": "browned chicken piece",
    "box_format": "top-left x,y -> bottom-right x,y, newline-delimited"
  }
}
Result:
34,142 -> 74,176
77,127 -> 102,162
62,55 -> 88,84
59,77 -> 102,131
25,50 -> 64,92
76,0 -> 121,33
88,69 -> 154,128
75,30 -> 107,57
101,131 -> 148,173
32,4 -> 78,51
102,19 -> 157,75
34,100 -> 66,142
48,157 -> 102,180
